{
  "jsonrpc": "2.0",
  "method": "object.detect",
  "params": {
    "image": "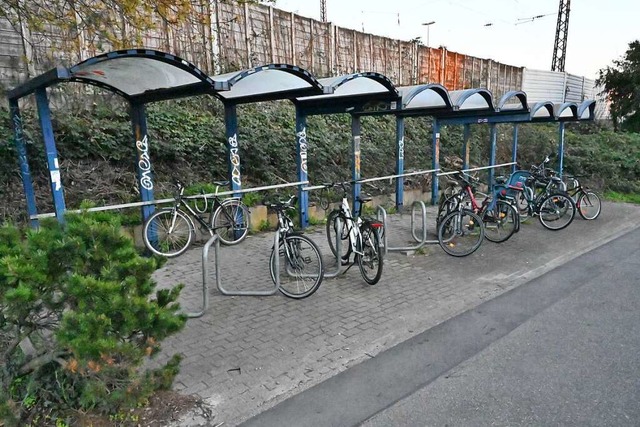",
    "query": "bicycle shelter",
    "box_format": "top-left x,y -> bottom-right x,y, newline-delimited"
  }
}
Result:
7,48 -> 597,231
7,49 -> 330,227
